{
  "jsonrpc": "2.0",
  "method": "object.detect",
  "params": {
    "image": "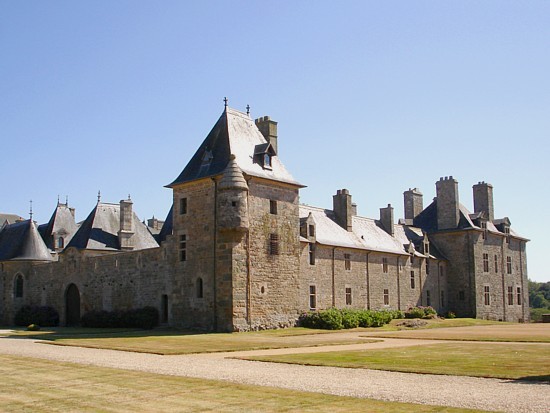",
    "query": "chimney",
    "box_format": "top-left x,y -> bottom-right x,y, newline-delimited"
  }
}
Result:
255,116 -> 278,154
69,207 -> 75,218
436,176 -> 460,230
473,181 -> 494,222
333,189 -> 353,231
351,203 -> 357,216
403,188 -> 423,220
379,204 -> 395,236
118,197 -> 134,250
